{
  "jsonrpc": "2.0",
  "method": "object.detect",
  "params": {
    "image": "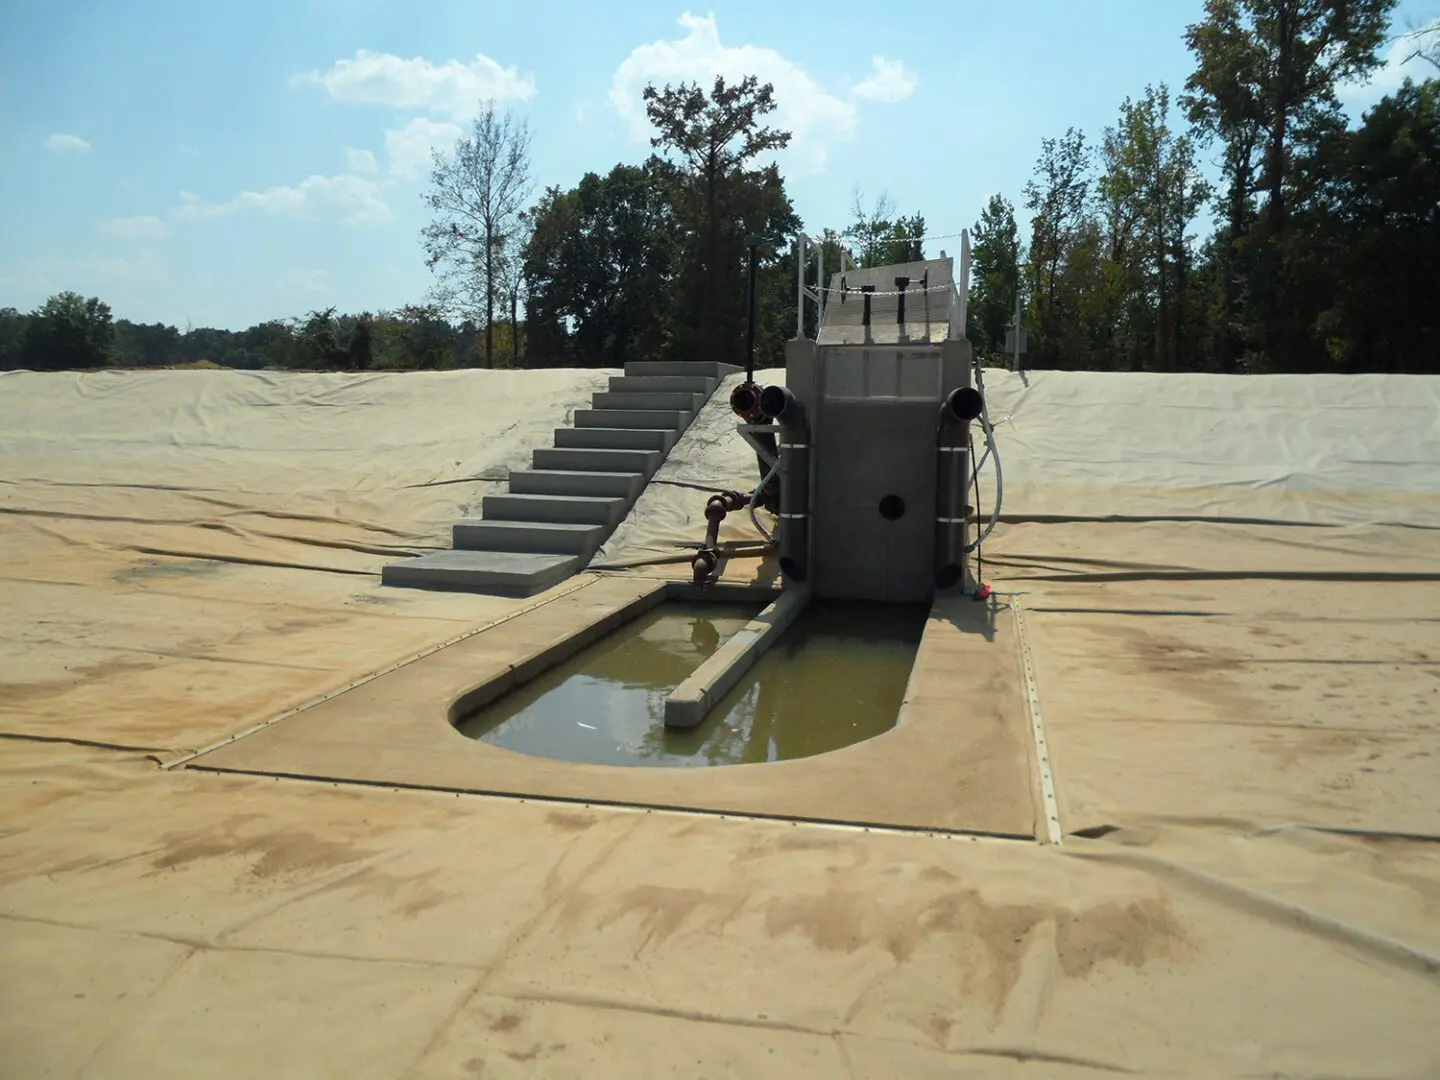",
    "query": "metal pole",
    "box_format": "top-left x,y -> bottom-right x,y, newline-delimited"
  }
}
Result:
817,241 -> 825,328
959,229 -> 971,340
1013,291 -> 1021,372
745,239 -> 758,382
795,235 -> 805,340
